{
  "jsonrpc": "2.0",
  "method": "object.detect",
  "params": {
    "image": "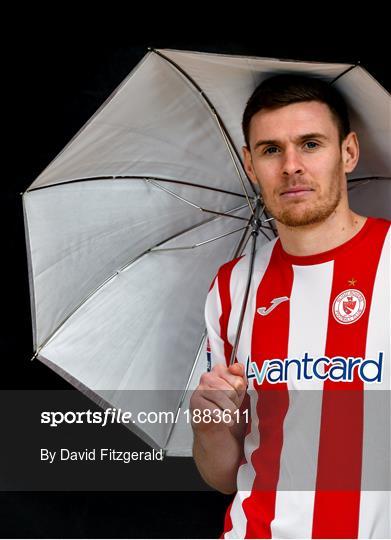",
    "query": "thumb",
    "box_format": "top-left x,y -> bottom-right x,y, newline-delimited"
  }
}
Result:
228,362 -> 246,379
